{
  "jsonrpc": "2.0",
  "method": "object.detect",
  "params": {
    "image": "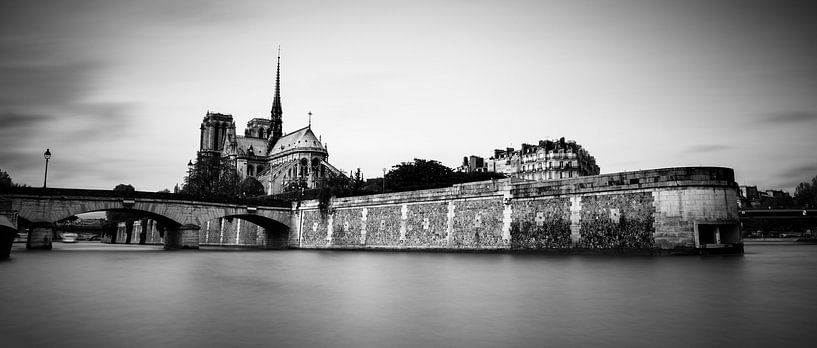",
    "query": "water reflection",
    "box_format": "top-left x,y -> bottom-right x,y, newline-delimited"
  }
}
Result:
1,244 -> 815,347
